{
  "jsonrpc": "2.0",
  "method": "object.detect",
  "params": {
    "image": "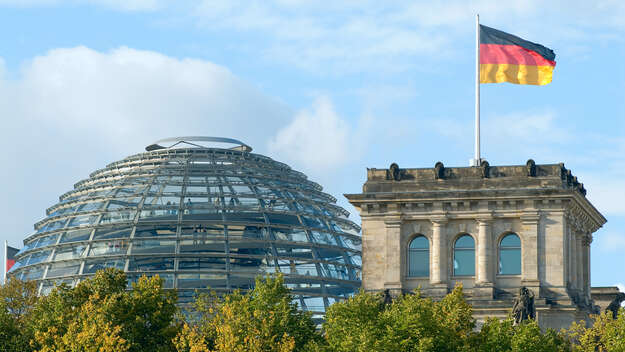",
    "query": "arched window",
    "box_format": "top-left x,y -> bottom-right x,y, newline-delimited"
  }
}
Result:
453,235 -> 475,276
408,236 -> 429,277
499,233 -> 521,275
